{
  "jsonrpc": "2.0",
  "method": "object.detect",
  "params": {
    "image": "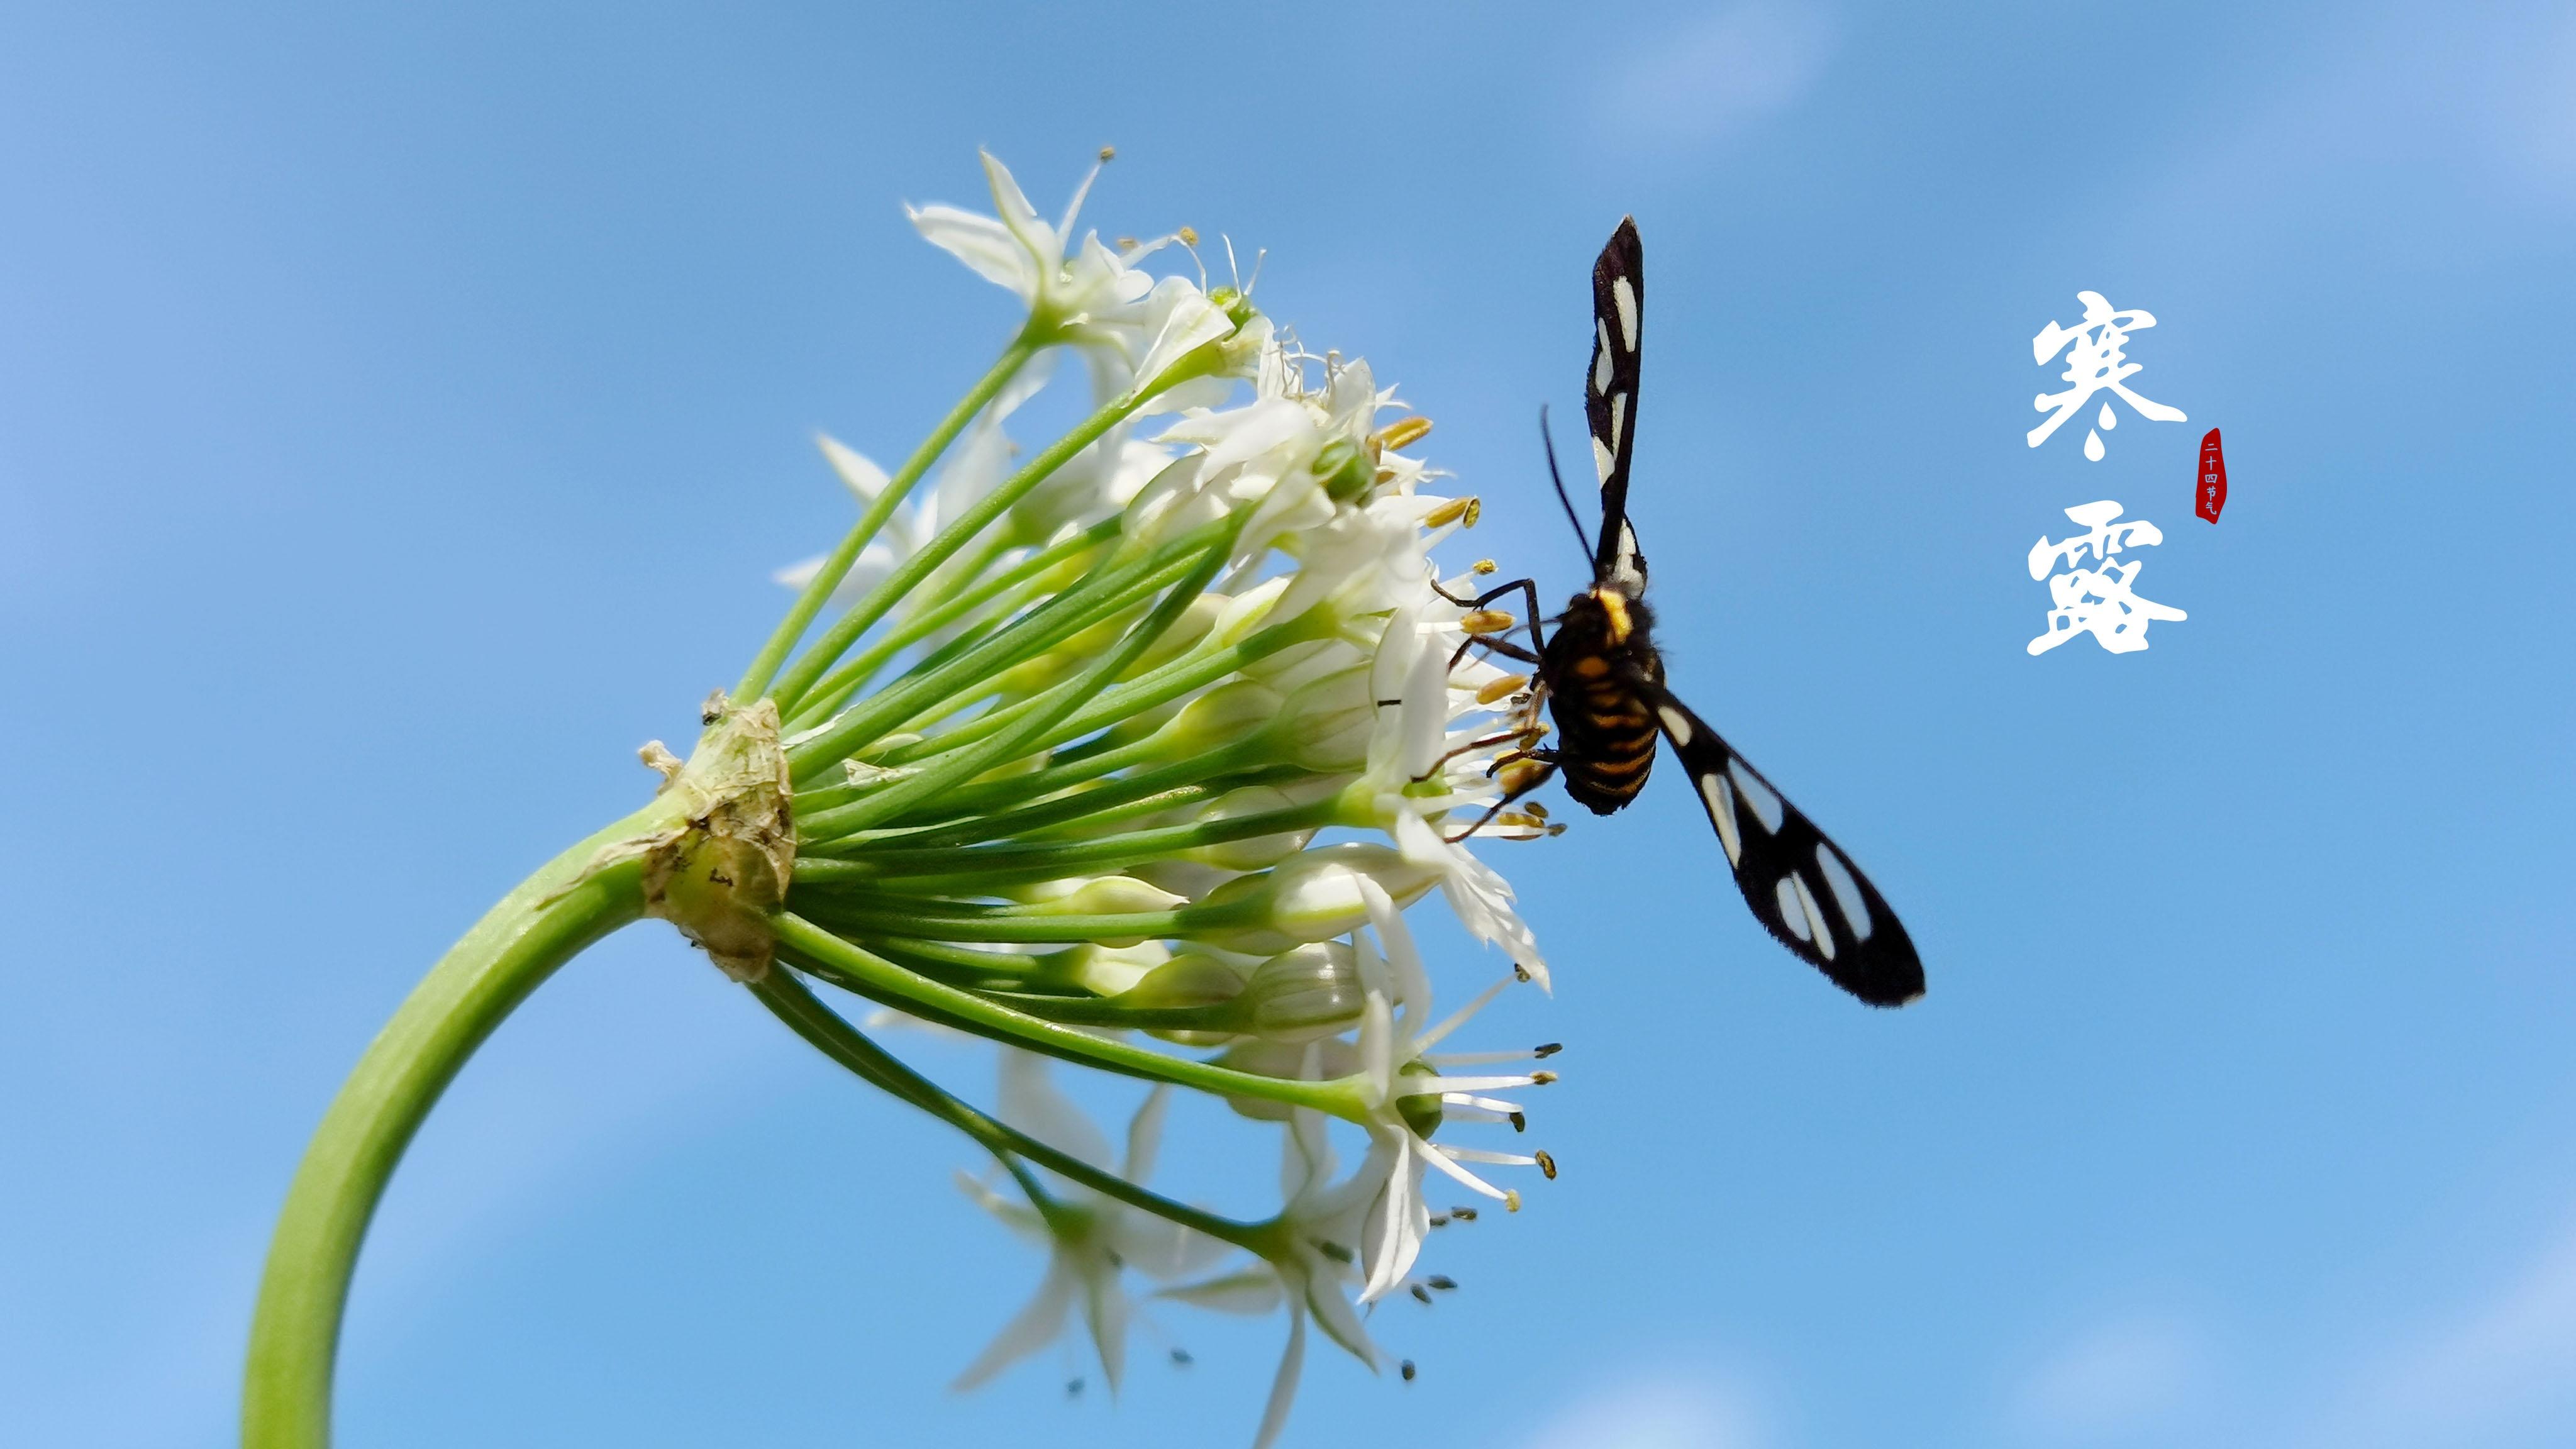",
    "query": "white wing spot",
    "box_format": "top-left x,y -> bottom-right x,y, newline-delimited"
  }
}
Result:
1609,391 -> 1628,452
1774,875 -> 1812,942
1592,321 -> 1613,394
1726,760 -> 1785,834
1608,522 -> 1645,592
1591,436 -> 1616,485
1814,845 -> 1872,942
1612,275 -> 1640,353
1698,772 -> 1743,866
1790,872 -> 1835,960
1657,704 -> 1692,743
